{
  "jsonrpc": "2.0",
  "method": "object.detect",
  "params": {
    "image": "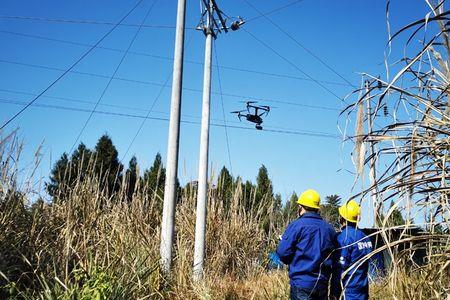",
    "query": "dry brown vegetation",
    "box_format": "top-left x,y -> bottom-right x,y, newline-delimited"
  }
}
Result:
341,1 -> 450,298
0,131 -> 290,299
